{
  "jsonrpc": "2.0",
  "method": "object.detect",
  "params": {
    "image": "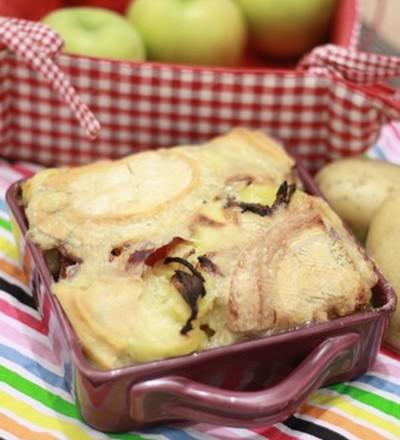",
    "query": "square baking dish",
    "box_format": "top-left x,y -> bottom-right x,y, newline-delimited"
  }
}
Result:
6,160 -> 396,433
